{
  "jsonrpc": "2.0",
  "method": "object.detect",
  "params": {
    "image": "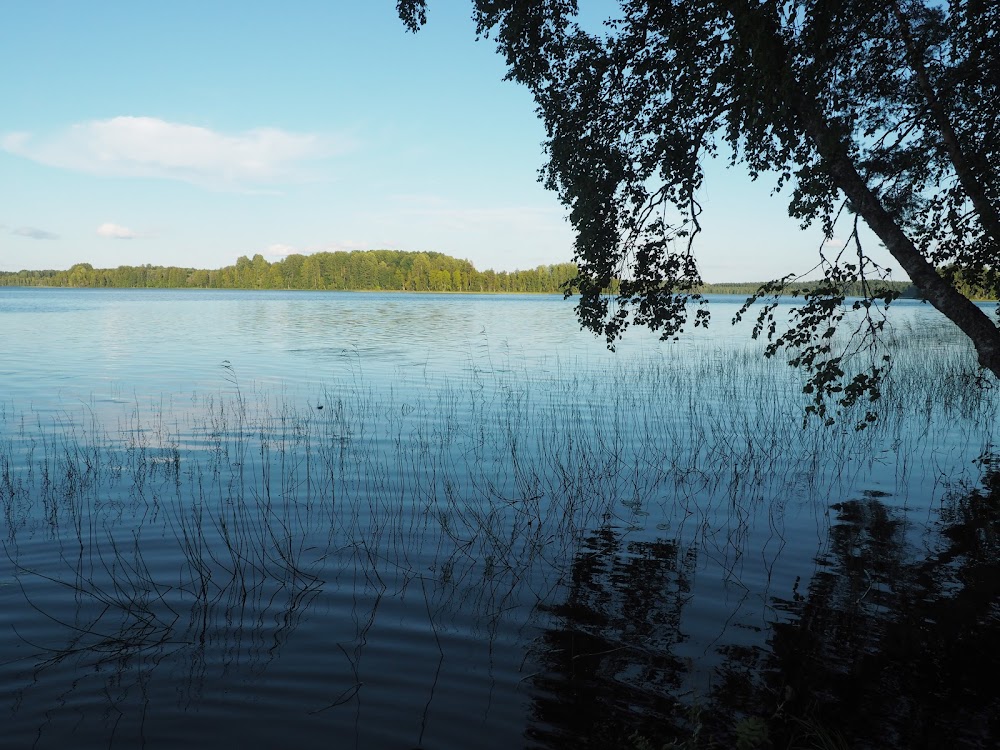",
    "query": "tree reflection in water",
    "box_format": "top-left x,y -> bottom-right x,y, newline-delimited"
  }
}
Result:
525,461 -> 1000,749
525,524 -> 698,748
760,460 -> 1000,749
